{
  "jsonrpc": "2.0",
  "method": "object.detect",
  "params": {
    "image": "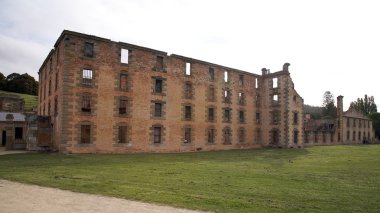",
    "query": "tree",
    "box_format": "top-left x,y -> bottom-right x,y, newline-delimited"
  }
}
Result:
304,104 -> 323,119
322,91 -> 337,118
350,94 -> 377,115
4,73 -> 38,95
0,72 -> 5,90
369,113 -> 380,139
